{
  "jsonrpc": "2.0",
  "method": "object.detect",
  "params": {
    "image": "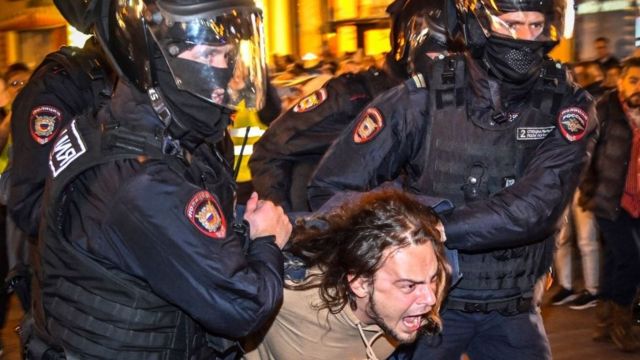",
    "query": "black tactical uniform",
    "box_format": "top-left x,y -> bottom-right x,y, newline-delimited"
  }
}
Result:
29,0 -> 286,358
249,68 -> 397,211
249,0 -> 459,213
30,81 -> 283,359
308,50 -> 596,359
